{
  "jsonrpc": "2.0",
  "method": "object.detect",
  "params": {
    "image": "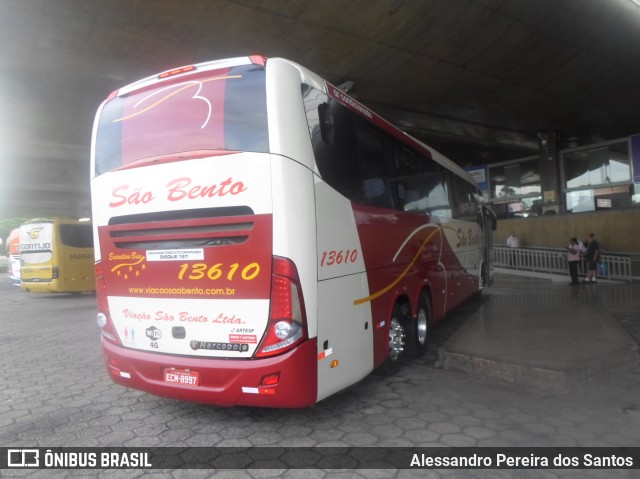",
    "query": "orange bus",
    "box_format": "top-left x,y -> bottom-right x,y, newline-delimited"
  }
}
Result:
6,228 -> 20,286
